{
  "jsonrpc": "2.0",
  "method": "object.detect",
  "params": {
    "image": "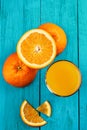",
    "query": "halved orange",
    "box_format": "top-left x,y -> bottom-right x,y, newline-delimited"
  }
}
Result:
20,100 -> 47,127
17,29 -> 56,69
39,23 -> 67,55
37,101 -> 51,117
